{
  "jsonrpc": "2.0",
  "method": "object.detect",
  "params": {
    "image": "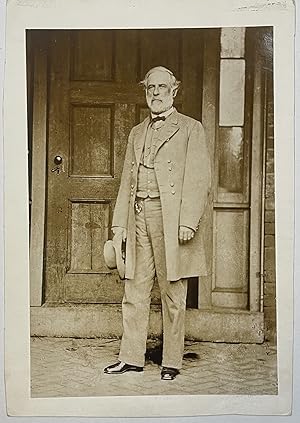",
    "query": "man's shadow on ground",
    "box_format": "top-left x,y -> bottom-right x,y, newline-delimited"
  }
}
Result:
145,343 -> 199,365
